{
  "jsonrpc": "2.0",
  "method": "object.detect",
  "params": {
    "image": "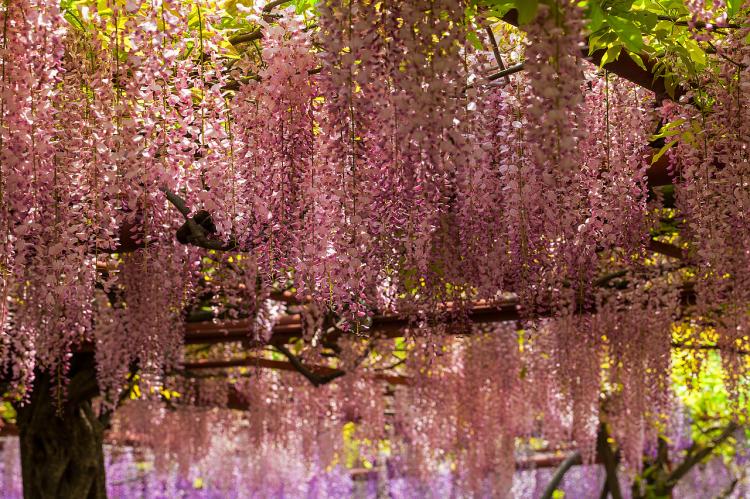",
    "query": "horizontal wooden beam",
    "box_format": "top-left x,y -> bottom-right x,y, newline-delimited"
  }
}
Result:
349,450 -> 603,482
182,357 -> 408,385
648,239 -> 686,260
185,267 -> 693,346
184,300 -> 522,345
